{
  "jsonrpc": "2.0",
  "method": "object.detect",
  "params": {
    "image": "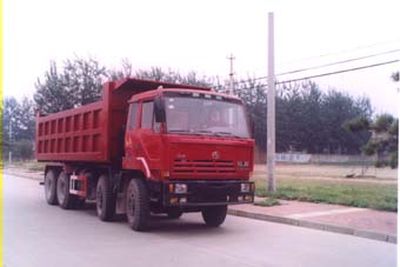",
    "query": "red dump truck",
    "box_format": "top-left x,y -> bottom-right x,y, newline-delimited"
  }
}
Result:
36,78 -> 254,231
